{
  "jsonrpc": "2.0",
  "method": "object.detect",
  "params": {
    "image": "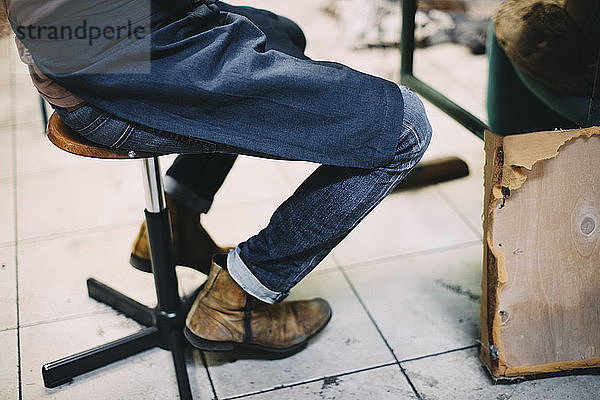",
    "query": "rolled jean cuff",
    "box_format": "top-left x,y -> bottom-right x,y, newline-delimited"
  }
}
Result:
227,247 -> 289,304
164,175 -> 212,214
